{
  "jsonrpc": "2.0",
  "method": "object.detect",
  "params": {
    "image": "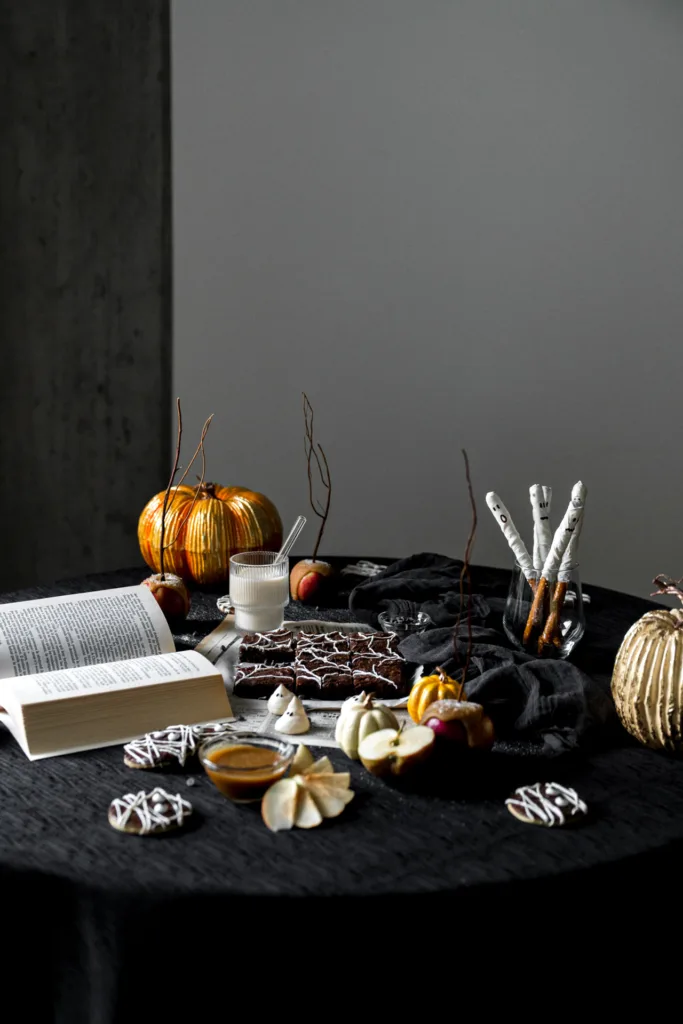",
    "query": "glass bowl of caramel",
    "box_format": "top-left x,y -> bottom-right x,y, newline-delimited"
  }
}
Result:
199,732 -> 296,804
